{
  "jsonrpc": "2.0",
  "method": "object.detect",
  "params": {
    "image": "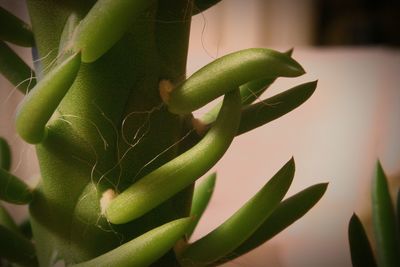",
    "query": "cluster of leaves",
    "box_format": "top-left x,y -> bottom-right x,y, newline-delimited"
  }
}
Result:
1,1 -> 327,266
348,162 -> 400,267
